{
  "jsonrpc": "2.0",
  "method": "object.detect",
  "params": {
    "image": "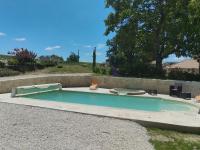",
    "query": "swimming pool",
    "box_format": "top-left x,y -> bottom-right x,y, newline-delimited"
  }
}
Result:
23,90 -> 196,112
